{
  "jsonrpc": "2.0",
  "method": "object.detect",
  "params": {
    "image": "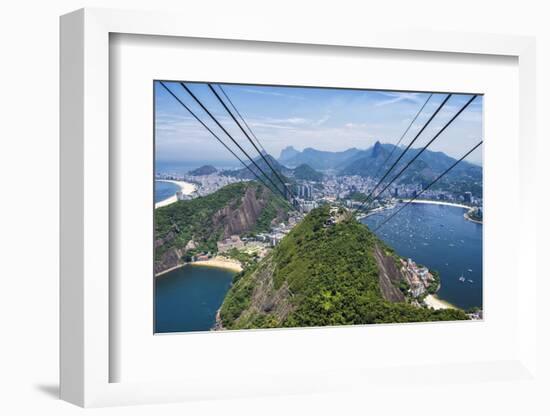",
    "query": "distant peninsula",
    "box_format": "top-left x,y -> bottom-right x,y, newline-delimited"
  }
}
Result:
188,165 -> 218,176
